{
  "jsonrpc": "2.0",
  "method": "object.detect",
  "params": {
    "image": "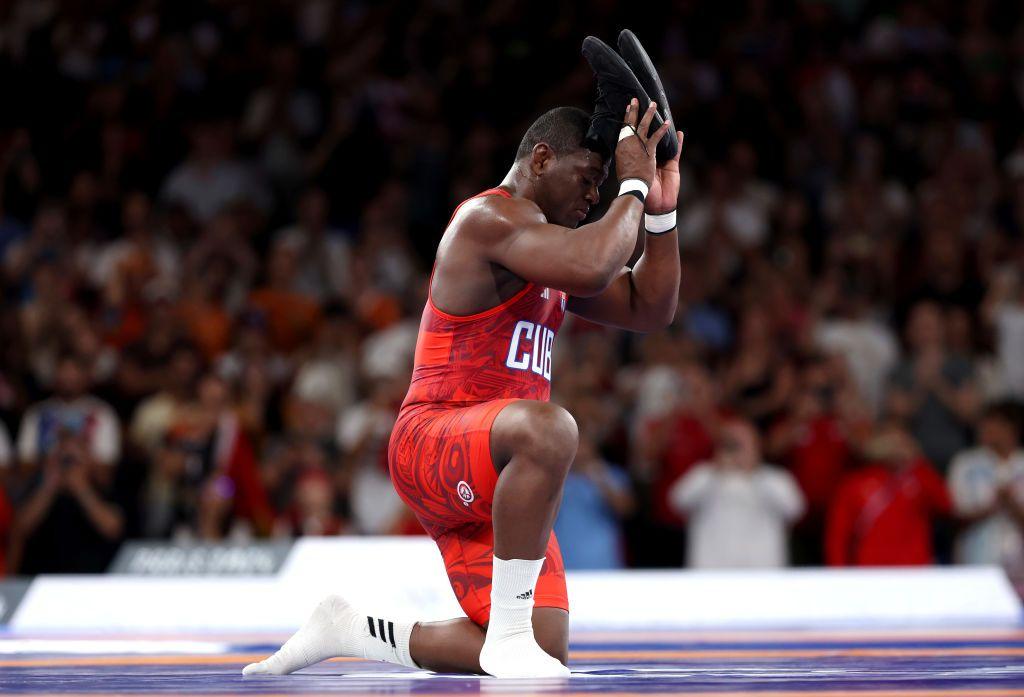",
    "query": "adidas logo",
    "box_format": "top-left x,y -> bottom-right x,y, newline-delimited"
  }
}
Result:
516,589 -> 534,600
367,616 -> 397,648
